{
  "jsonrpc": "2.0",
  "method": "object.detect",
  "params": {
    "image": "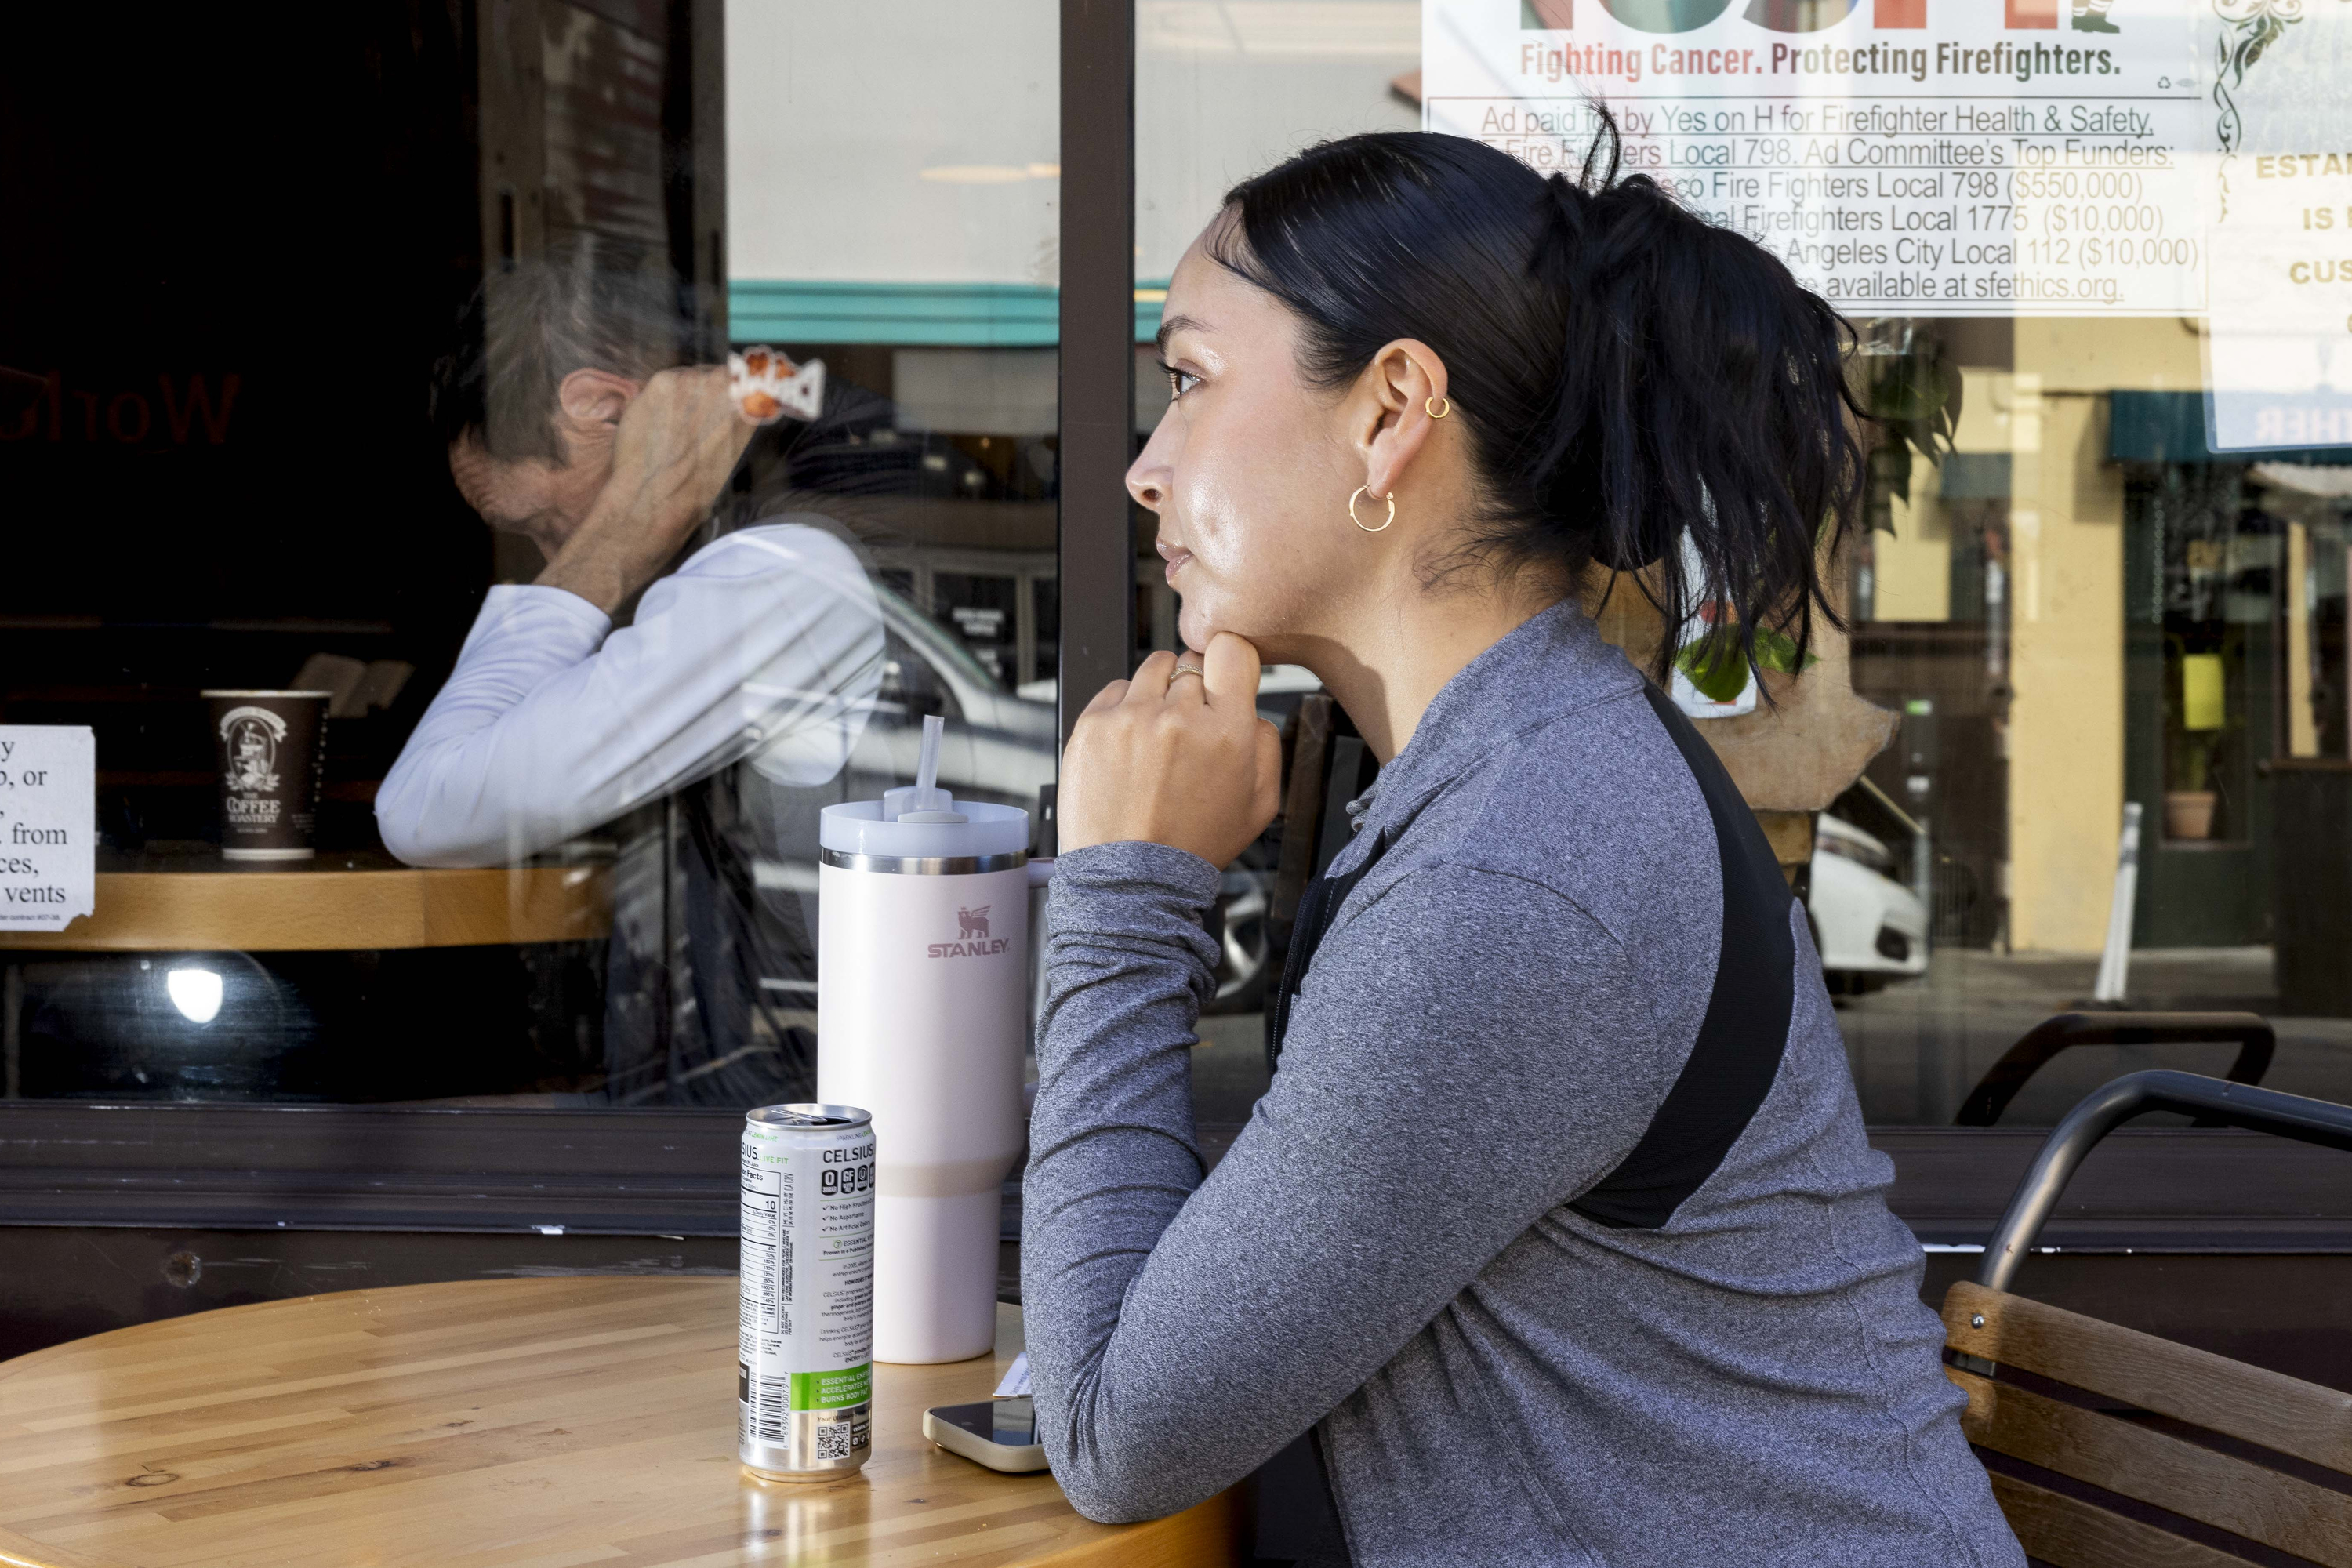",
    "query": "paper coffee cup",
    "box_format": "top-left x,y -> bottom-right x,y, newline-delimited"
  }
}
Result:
203,691 -> 332,861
